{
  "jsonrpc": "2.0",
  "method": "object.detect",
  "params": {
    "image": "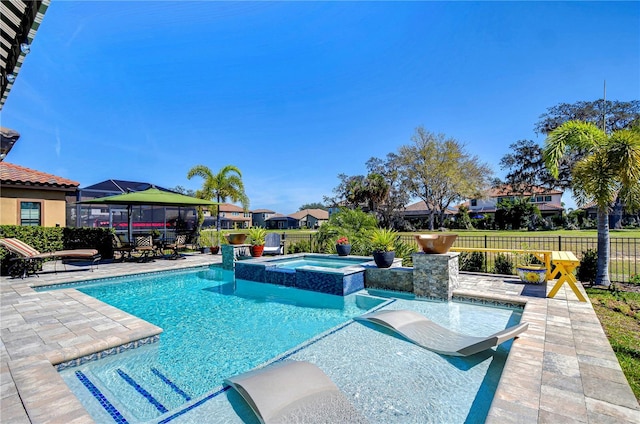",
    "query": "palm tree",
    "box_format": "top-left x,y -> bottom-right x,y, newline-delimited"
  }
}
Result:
543,121 -> 640,286
187,165 -> 250,243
